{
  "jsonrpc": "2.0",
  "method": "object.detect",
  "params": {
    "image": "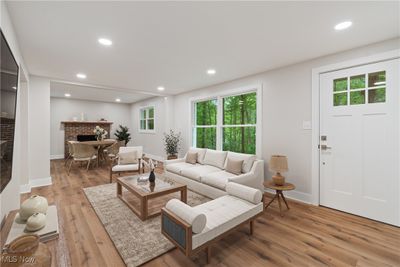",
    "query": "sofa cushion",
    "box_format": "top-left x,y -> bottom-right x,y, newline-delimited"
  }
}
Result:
225,158 -> 243,175
226,182 -> 262,204
192,195 -> 263,249
203,150 -> 227,169
166,162 -> 199,174
185,152 -> 197,164
181,165 -> 221,182
187,148 -> 207,164
201,171 -> 237,190
224,151 -> 256,173
118,151 -> 138,165
166,199 -> 206,234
